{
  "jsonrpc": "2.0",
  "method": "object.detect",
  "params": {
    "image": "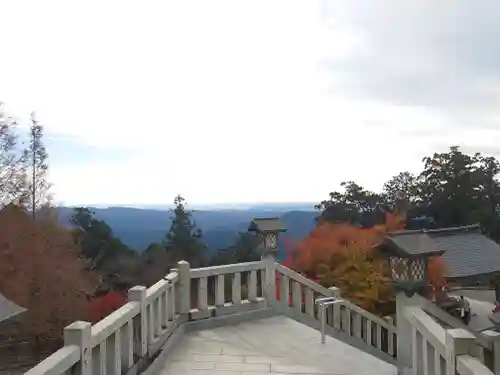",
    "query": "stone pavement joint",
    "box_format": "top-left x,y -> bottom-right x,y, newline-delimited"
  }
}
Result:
160,316 -> 397,375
